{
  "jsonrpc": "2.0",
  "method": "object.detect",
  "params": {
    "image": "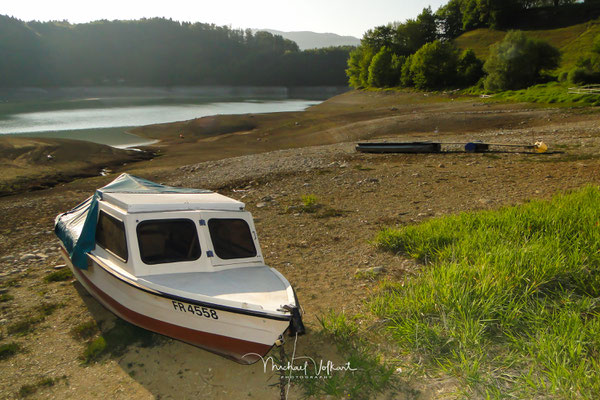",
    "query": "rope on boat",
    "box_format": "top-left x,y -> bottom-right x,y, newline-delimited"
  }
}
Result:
278,332 -> 299,400
286,332 -> 299,399
279,343 -> 286,400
